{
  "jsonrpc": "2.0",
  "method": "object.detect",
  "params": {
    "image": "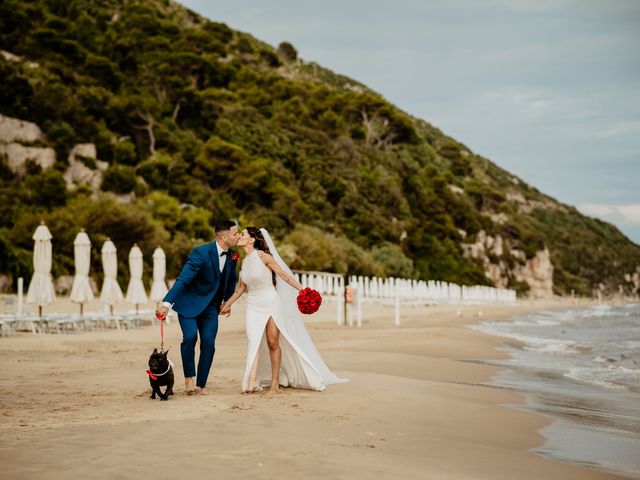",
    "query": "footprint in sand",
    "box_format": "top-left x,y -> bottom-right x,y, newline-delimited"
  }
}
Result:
339,442 -> 376,449
226,404 -> 253,412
